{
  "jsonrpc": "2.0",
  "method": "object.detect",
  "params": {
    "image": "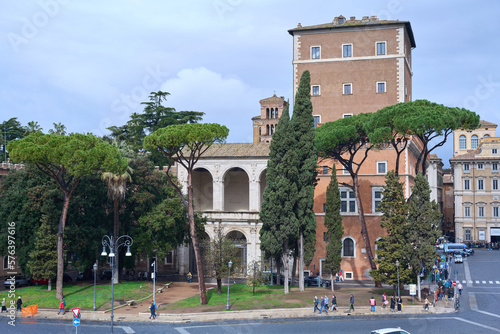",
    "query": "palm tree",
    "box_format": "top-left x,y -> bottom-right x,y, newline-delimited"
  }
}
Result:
101,140 -> 133,284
